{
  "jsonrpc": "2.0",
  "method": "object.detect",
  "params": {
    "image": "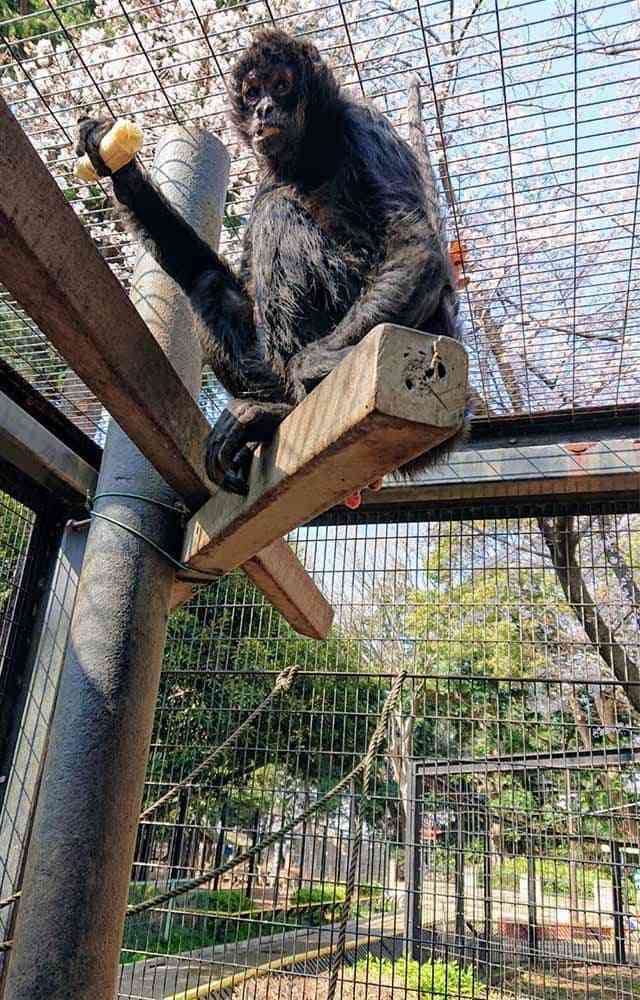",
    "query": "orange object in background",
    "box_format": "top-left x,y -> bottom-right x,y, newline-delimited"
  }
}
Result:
344,492 -> 362,510
449,239 -> 470,289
